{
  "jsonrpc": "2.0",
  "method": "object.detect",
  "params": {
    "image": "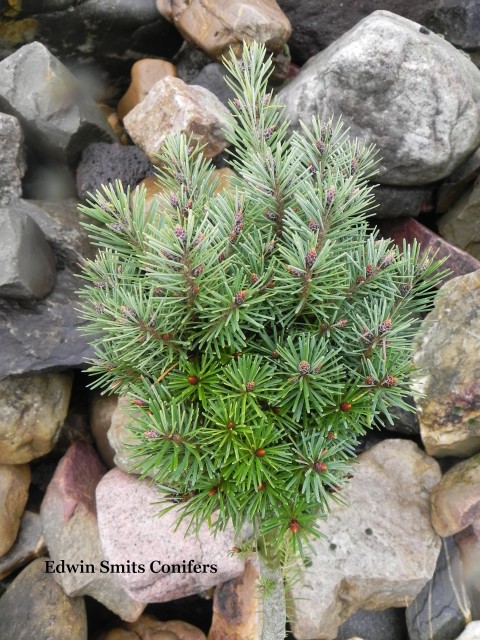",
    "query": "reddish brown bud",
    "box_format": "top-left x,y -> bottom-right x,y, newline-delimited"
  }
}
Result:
250,272 -> 259,284
192,263 -> 205,277
398,282 -> 412,296
305,248 -> 317,268
245,381 -> 256,392
289,520 -> 299,534
287,265 -> 303,277
234,290 -> 247,305
326,185 -> 336,204
383,374 -> 398,388
298,360 -> 311,375
378,318 -> 392,334
227,421 -> 235,429
365,376 -> 375,386
255,448 -> 266,457
378,251 -> 395,269
271,350 -> 280,359
133,398 -> 148,407
365,263 -> 374,277
171,433 -> 182,443
327,431 -> 335,440
308,219 -> 321,232
313,461 -> 328,473
188,375 -> 199,385
209,487 -> 217,496
174,224 -> 187,243
340,402 -> 352,411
